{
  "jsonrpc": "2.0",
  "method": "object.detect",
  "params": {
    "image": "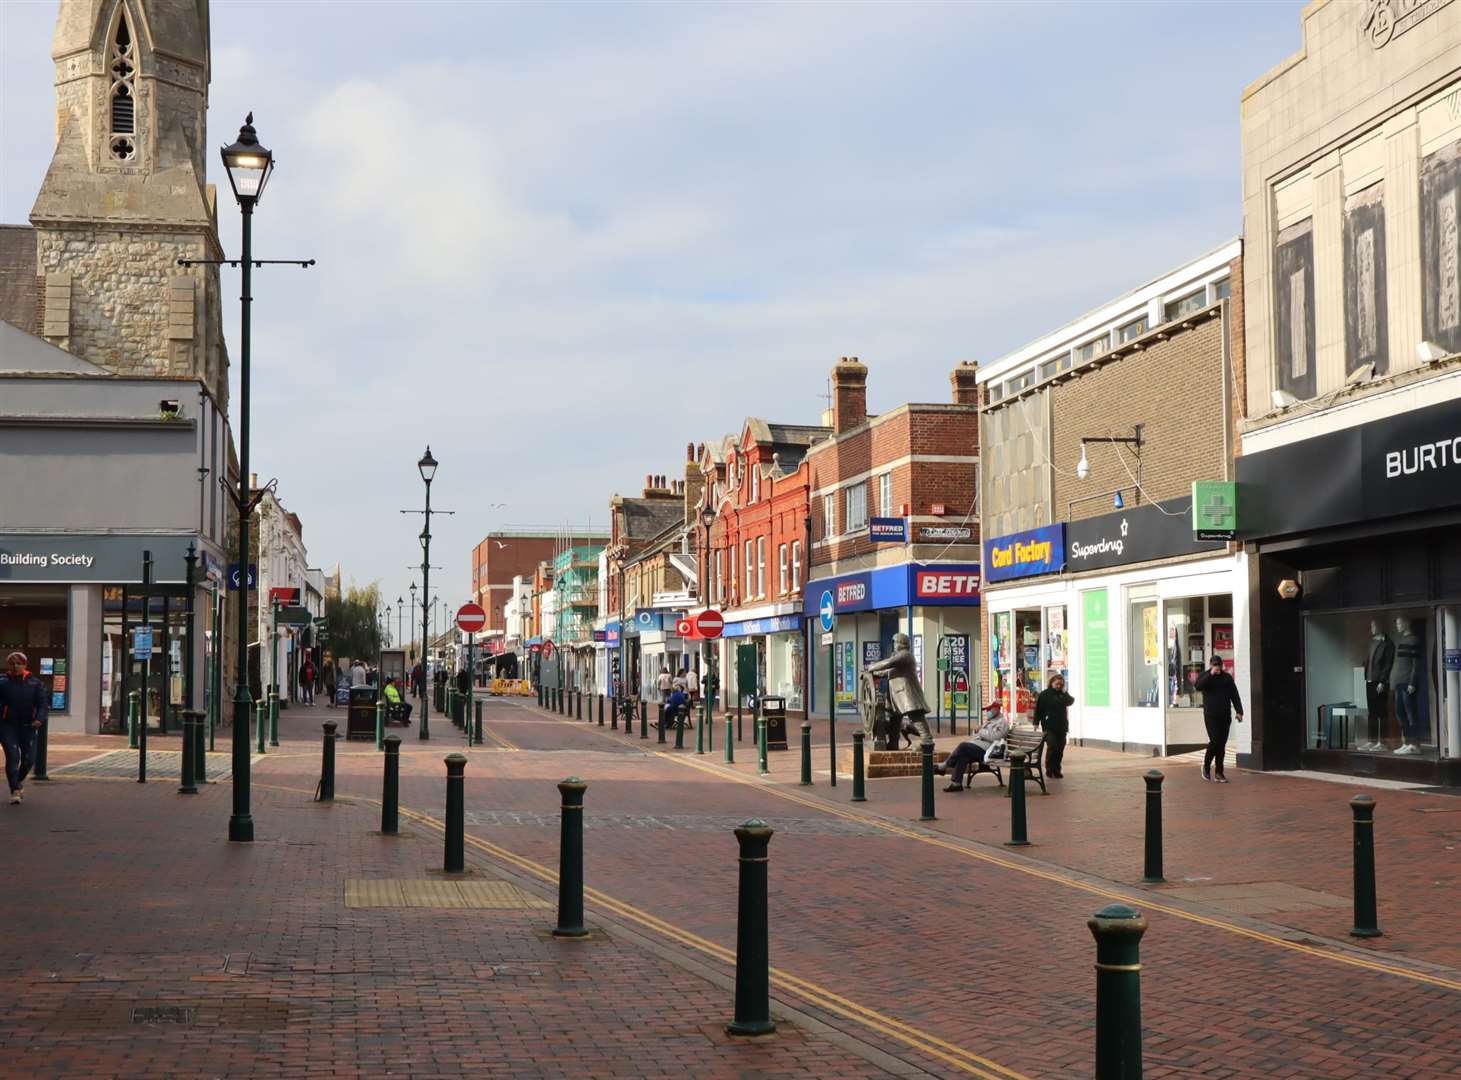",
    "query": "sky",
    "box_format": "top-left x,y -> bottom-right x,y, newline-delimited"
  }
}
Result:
0,0 -> 1304,619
